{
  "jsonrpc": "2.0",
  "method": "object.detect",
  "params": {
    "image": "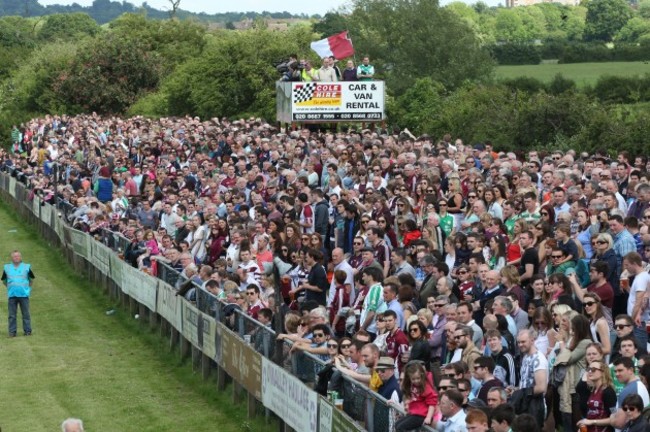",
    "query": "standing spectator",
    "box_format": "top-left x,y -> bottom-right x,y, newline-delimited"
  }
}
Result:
623,252 -> 650,354
360,266 -> 387,339
342,60 -> 358,81
2,250 -> 35,337
357,56 -> 375,81
317,57 -> 337,82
